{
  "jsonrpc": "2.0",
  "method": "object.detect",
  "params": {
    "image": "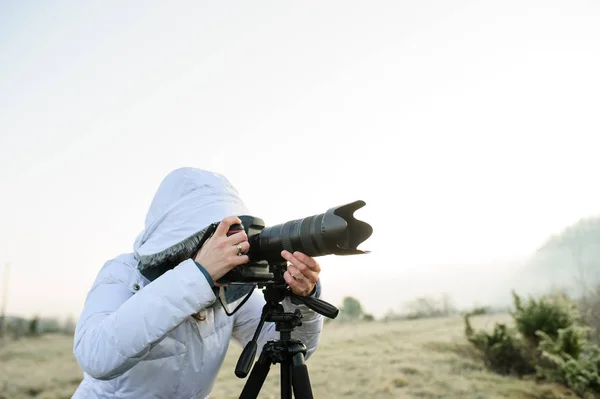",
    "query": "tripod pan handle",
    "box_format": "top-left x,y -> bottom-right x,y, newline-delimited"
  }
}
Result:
297,295 -> 339,319
235,341 -> 257,378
